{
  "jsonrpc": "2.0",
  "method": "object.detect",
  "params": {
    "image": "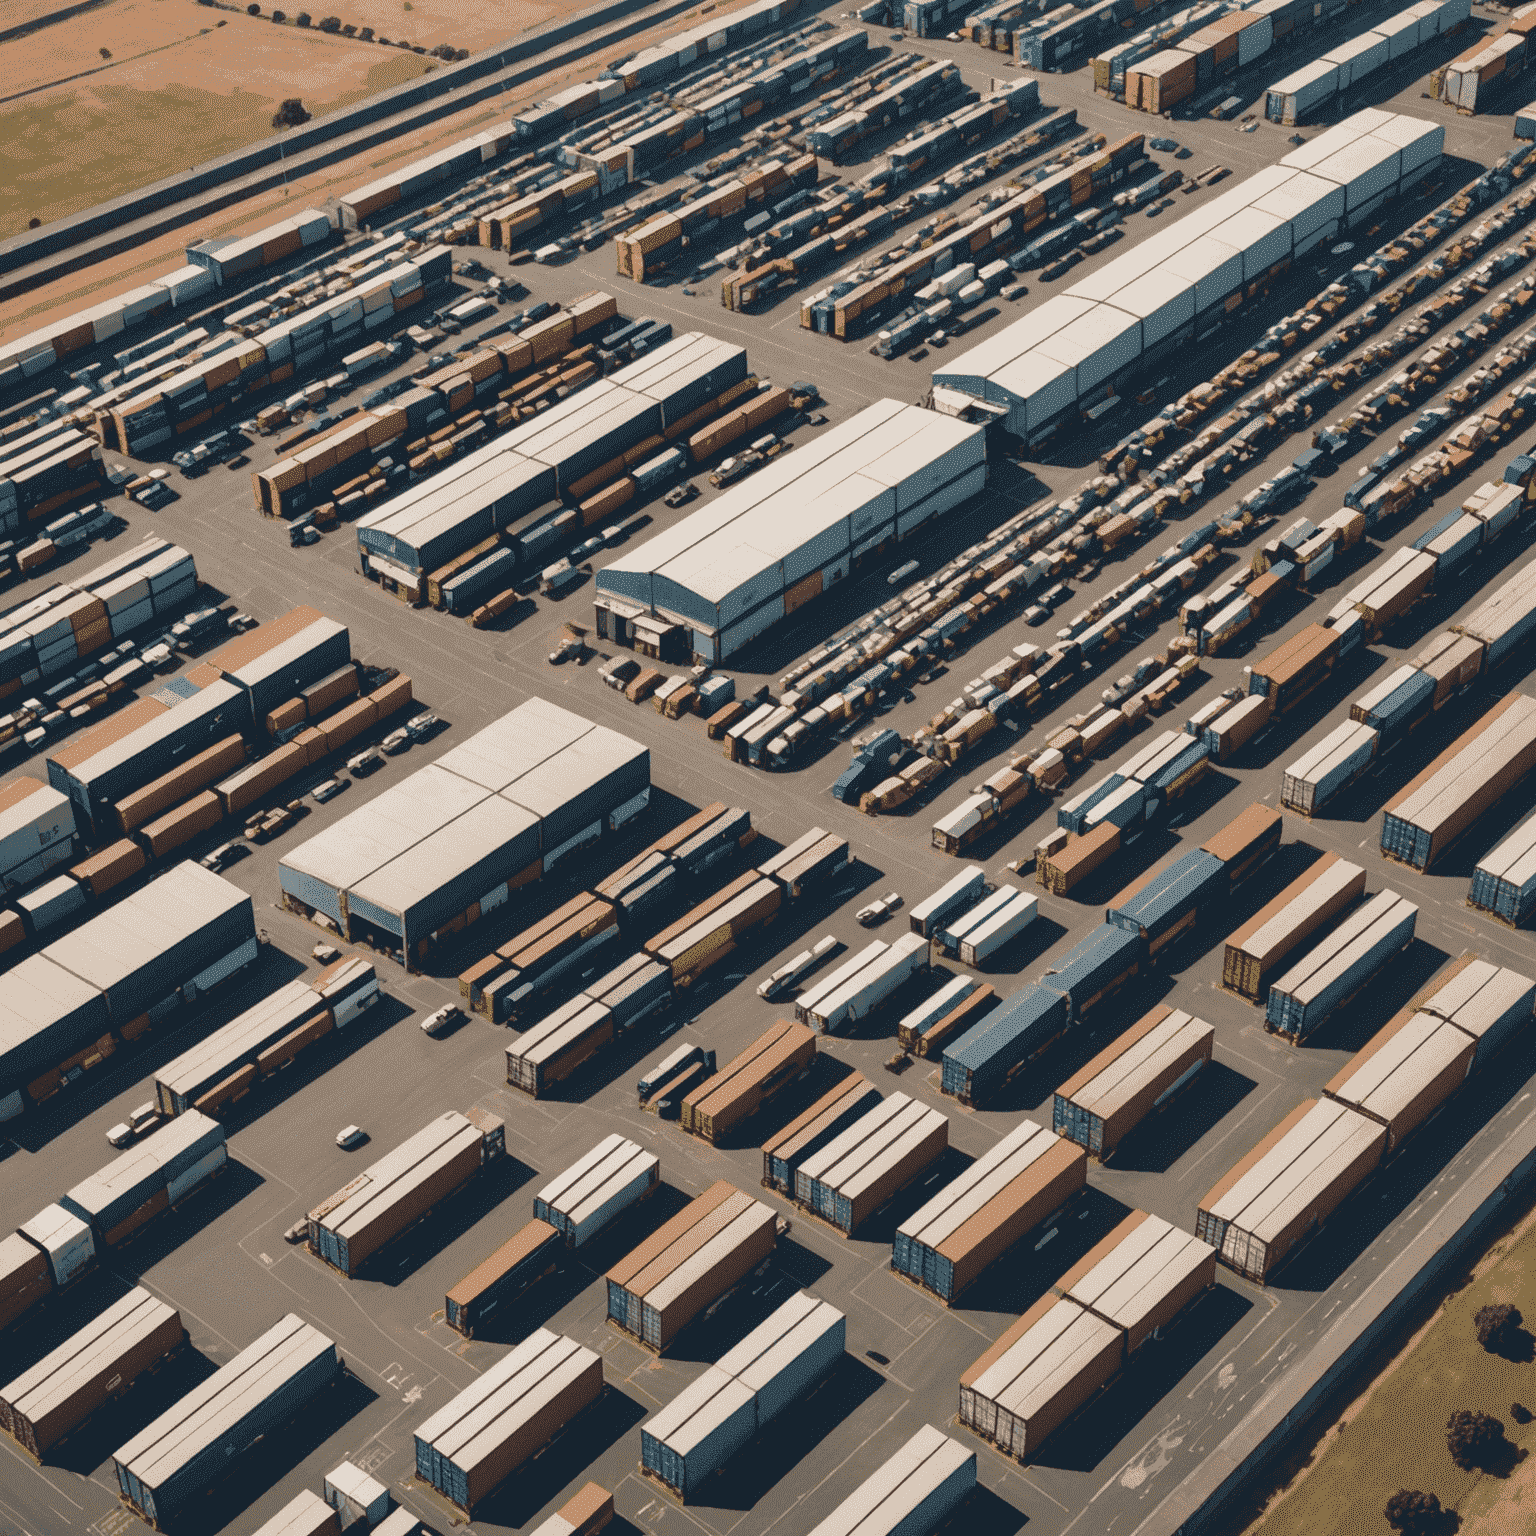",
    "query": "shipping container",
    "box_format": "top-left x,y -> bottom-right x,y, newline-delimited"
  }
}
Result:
0,1231 -> 53,1331
1266,890 -> 1418,1039
506,996 -> 616,1096
413,1329 -> 602,1513
806,1425 -> 974,1536
1053,1004 -> 1215,1160
1106,849 -> 1225,958
113,1314 -> 340,1525
897,975 -> 994,1056
1,1286 -> 183,1455
1471,807 -> 1536,926
605,1181 -> 776,1350
1281,721 -> 1379,816
1418,954 -> 1536,1064
250,1490 -> 340,1536
1201,803 -> 1282,886
1051,1210 -> 1215,1353
445,1220 -> 562,1337
308,1108 -> 504,1274
526,1482 -> 614,1536
806,932 -> 928,1033
910,865 -> 987,938
794,1093 -> 948,1235
681,1020 -> 816,1142
942,984 -> 1069,1104
1382,693 -> 1536,870
1222,853 -> 1366,1001
894,1119 -> 1086,1302
534,1135 -> 659,1246
1324,1008 -> 1473,1152
960,889 -> 1038,965
1246,624 -> 1339,714
640,1292 -> 844,1499
1040,924 -> 1142,1024
1196,1098 -> 1386,1283
761,1073 -> 884,1193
